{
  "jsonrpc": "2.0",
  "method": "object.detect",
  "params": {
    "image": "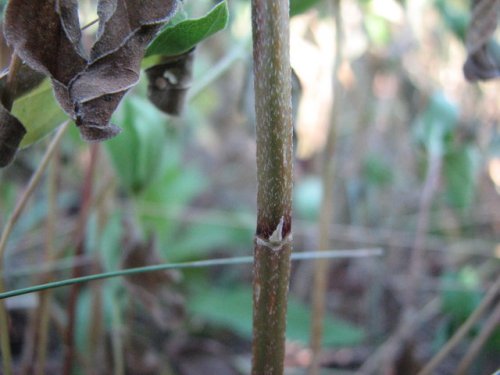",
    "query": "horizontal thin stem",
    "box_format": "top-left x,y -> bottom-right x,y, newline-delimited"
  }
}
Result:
0,249 -> 383,300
